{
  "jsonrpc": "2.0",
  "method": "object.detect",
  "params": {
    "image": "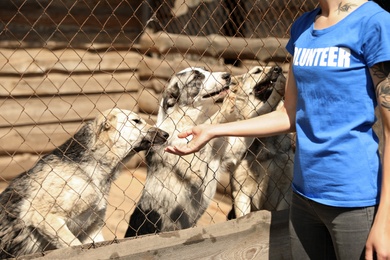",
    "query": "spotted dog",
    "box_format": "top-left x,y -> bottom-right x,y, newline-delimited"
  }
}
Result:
125,67 -> 231,237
